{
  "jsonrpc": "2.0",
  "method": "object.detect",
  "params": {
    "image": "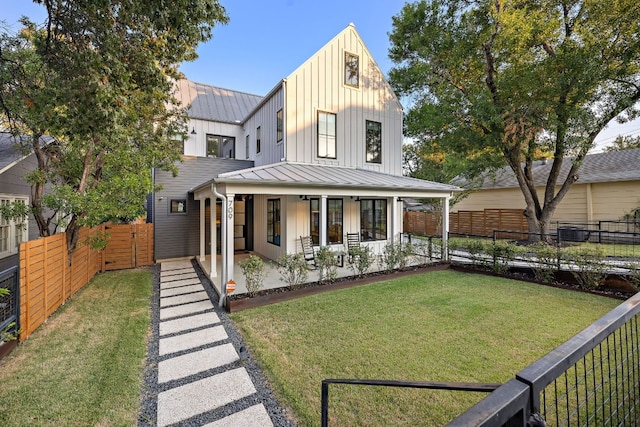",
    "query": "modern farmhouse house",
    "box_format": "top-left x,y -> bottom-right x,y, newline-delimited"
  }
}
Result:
151,24 -> 458,292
